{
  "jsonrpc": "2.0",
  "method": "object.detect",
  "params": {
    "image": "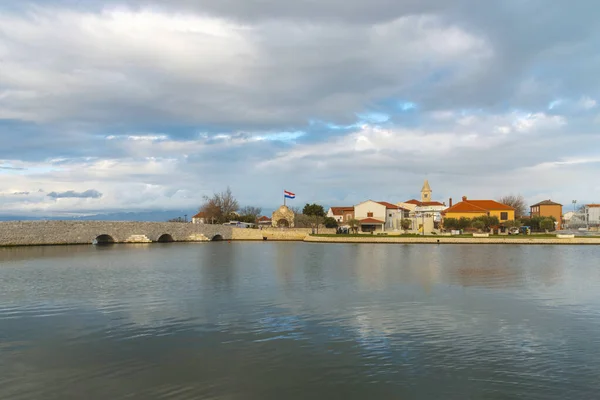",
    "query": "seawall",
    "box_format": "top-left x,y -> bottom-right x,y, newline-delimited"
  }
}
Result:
232,227 -> 337,241
304,235 -> 600,245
